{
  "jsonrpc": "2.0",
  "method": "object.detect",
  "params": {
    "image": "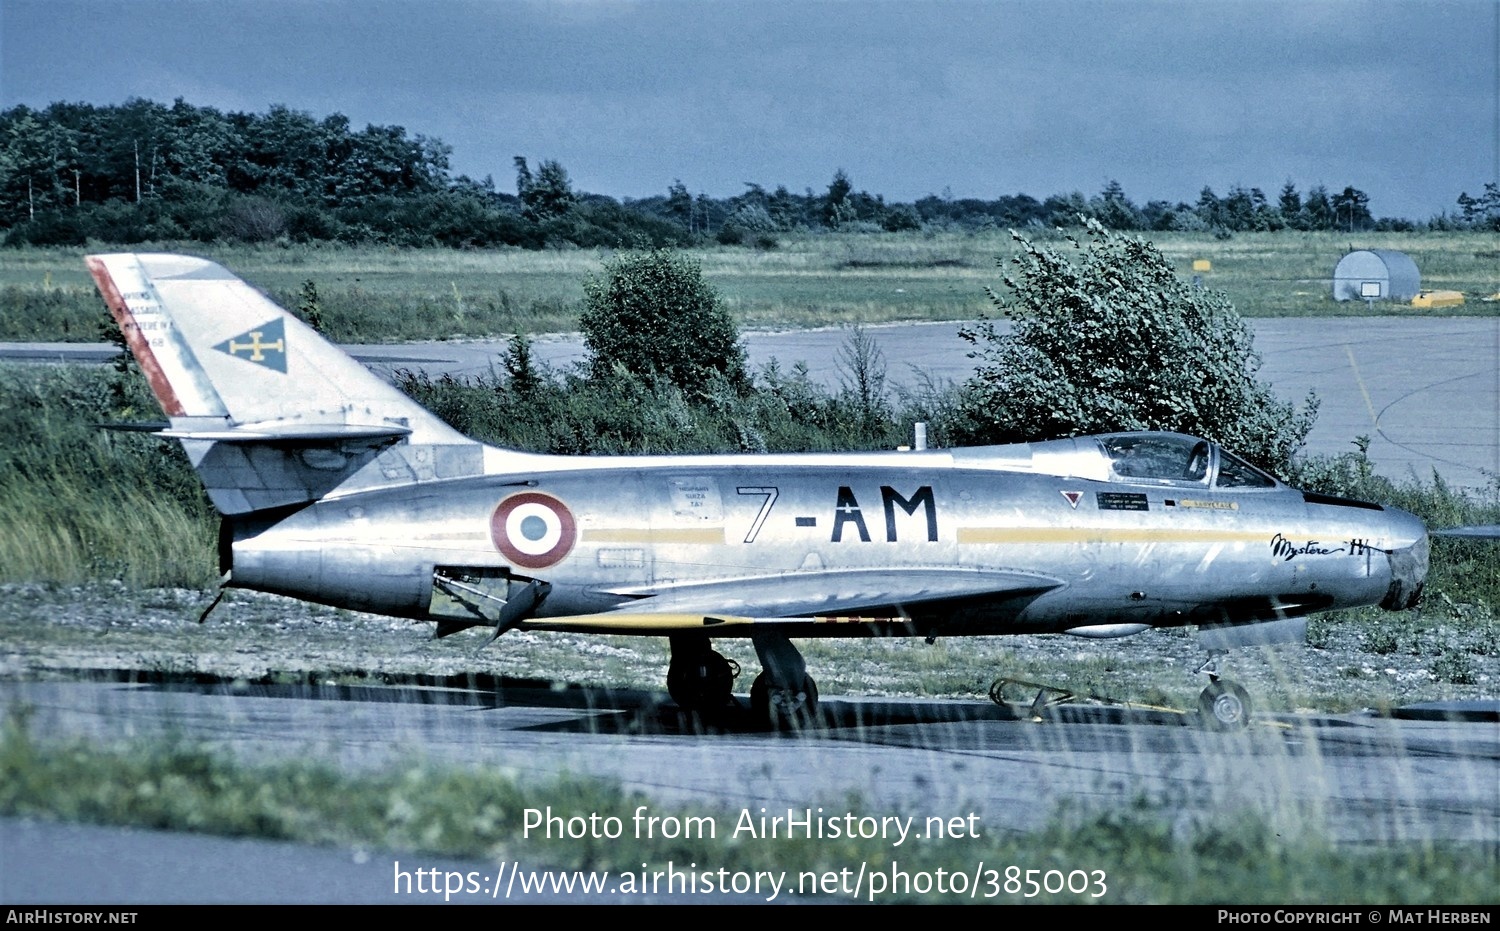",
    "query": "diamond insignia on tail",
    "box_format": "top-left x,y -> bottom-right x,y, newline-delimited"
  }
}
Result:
214,318 -> 287,372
